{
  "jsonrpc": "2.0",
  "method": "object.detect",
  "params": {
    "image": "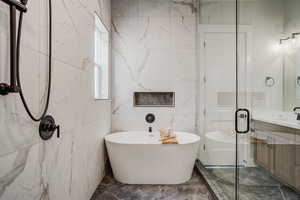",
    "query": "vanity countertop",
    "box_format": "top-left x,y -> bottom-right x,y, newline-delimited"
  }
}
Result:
252,111 -> 300,130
